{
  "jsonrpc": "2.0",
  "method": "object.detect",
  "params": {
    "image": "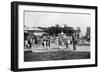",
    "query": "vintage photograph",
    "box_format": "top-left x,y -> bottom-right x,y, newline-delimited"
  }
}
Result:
11,2 -> 97,71
24,11 -> 91,62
